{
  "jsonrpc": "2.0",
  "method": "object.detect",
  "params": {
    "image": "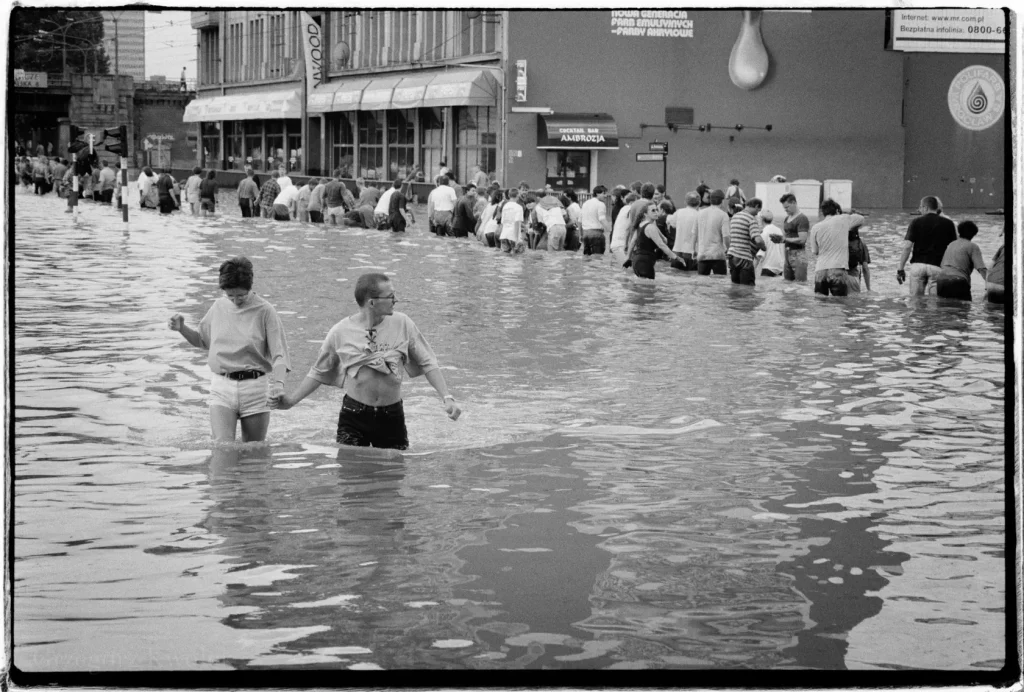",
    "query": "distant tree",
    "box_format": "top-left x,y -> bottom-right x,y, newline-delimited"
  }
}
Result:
12,8 -> 110,75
